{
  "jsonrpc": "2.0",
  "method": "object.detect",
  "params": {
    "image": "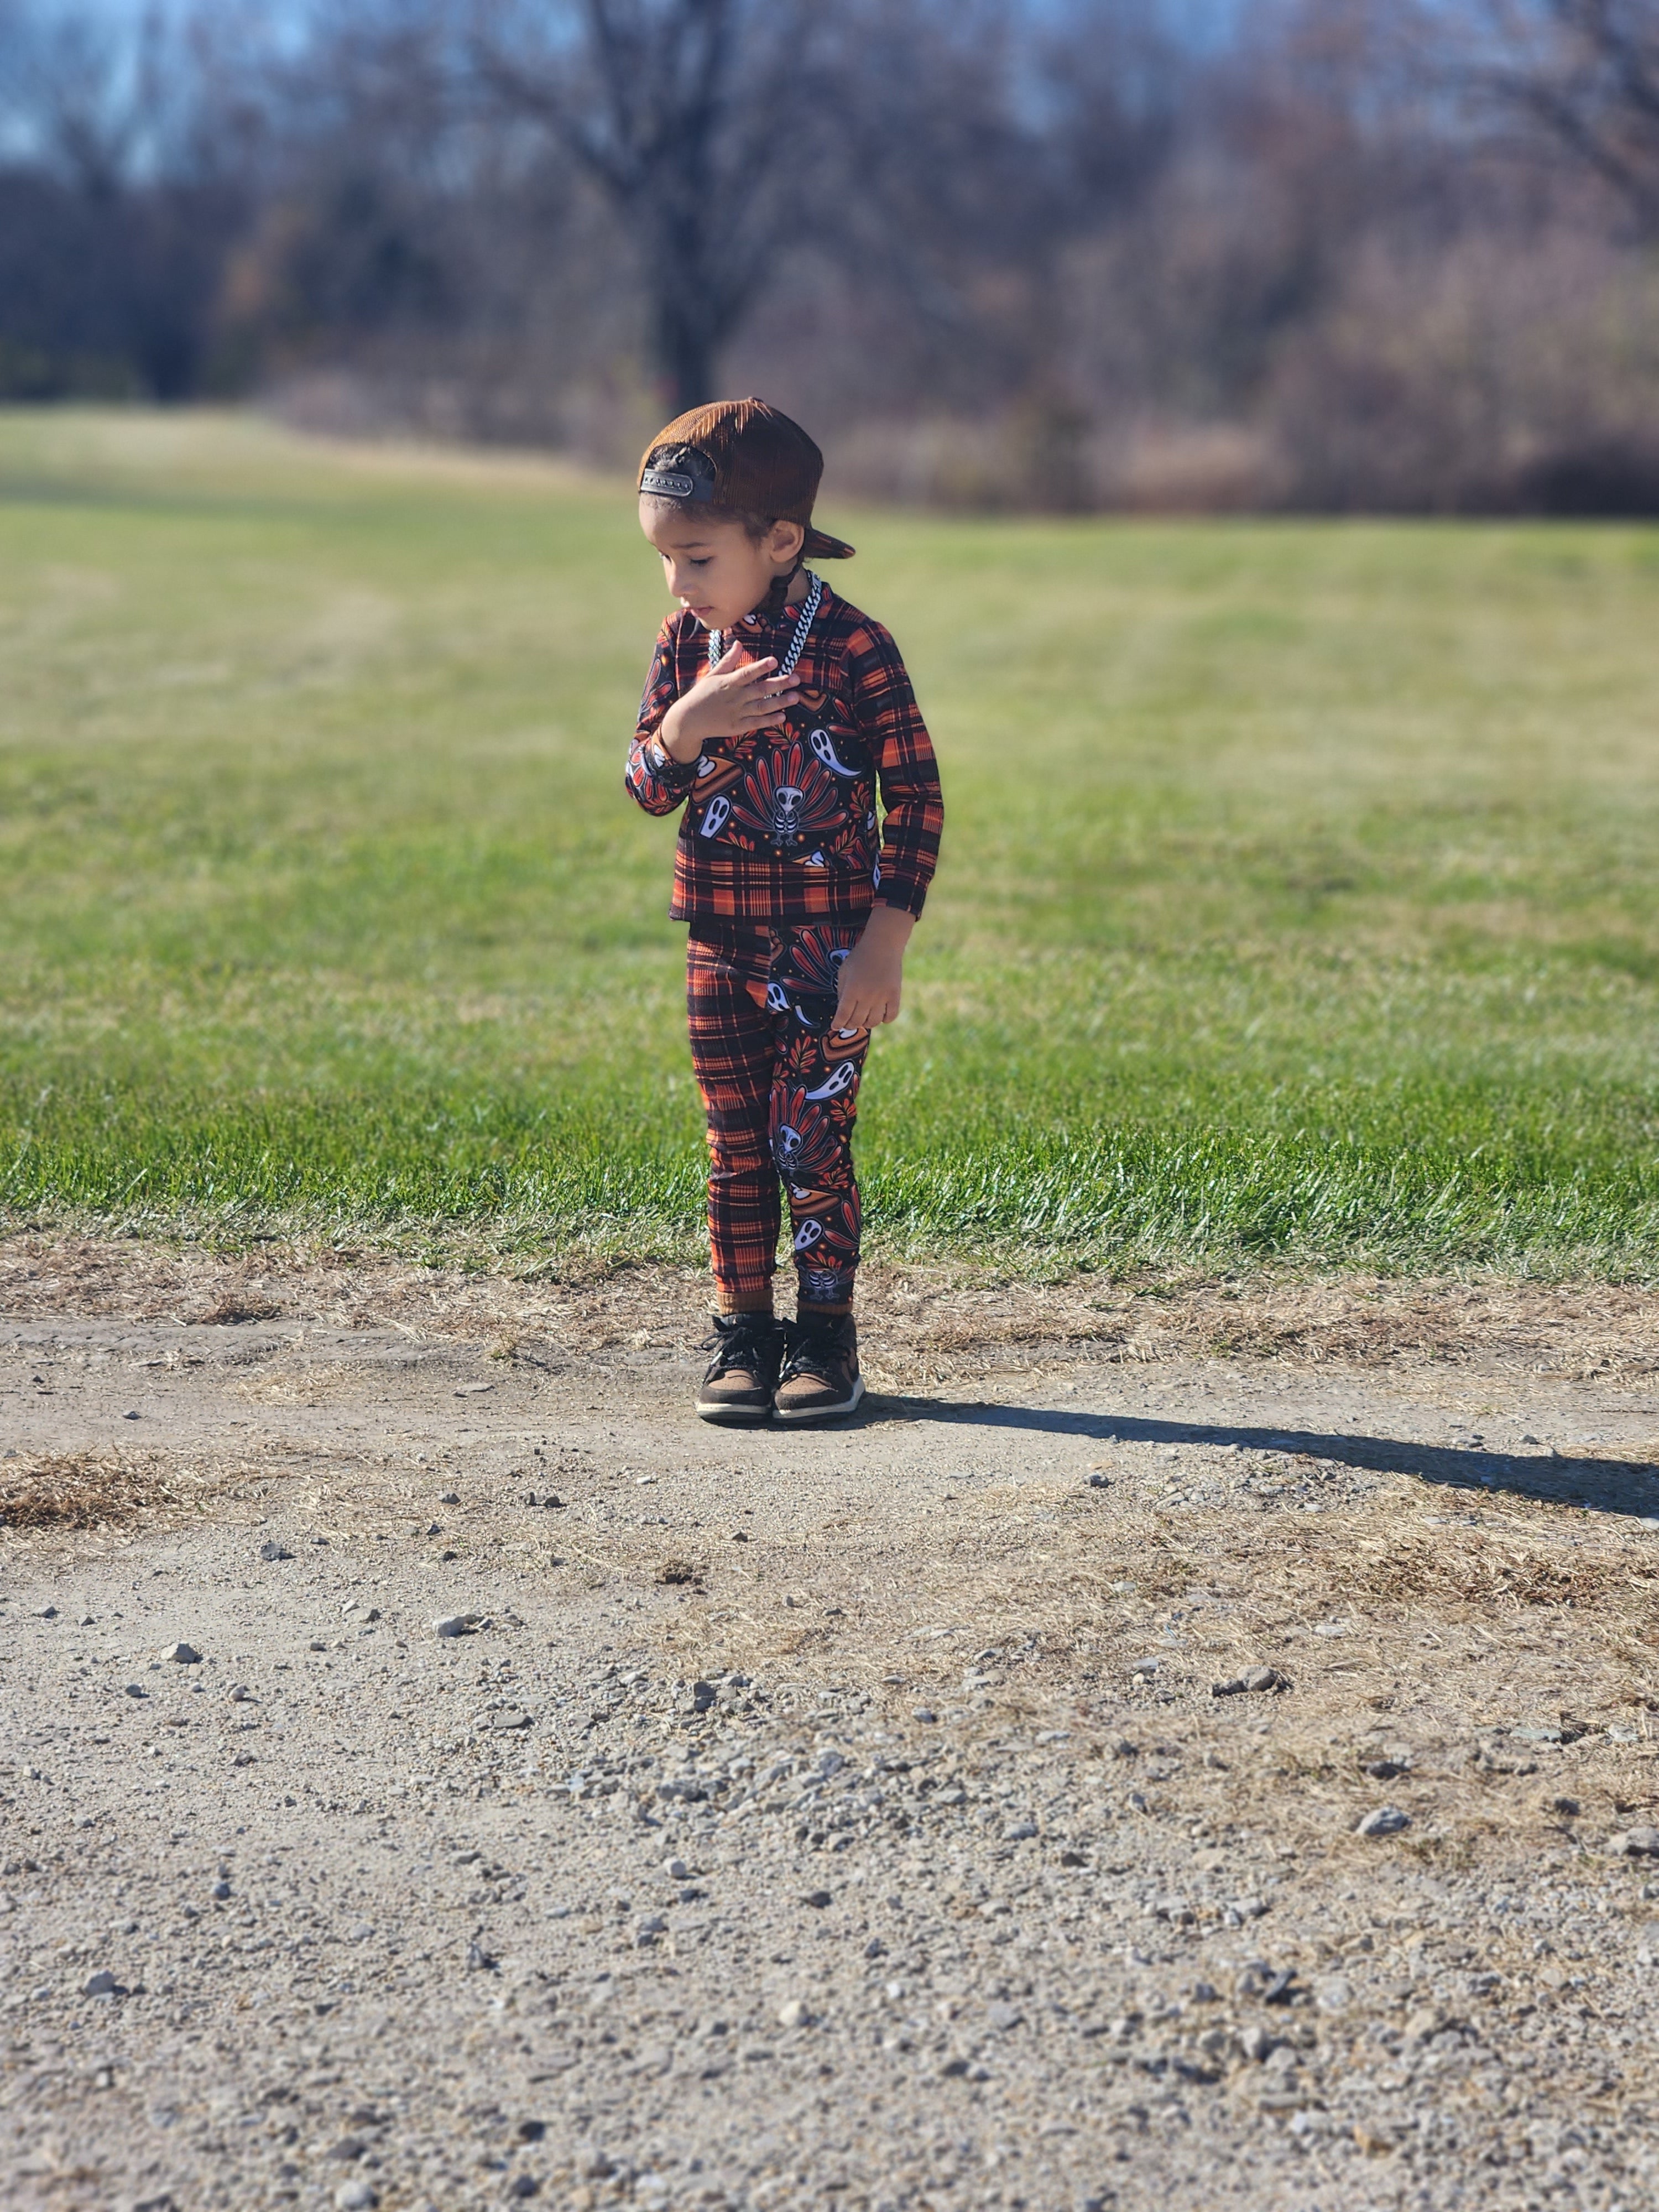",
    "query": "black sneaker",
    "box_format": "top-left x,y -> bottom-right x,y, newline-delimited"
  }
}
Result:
773,1313 -> 864,1423
695,1312 -> 784,1425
